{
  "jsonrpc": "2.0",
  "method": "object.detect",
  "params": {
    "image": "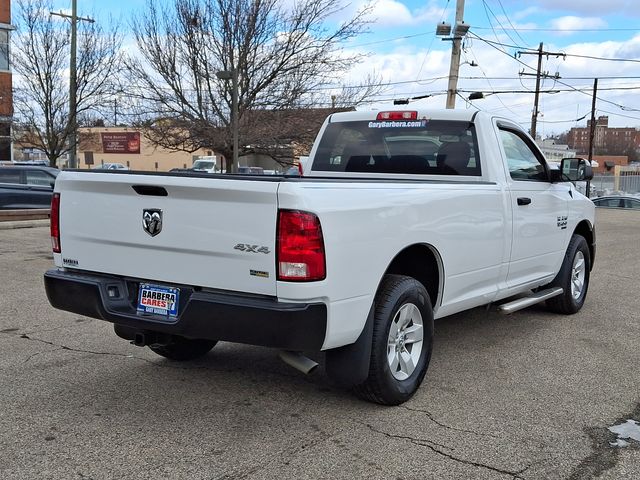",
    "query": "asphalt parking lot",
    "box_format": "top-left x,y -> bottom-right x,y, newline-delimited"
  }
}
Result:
1,209 -> 639,480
